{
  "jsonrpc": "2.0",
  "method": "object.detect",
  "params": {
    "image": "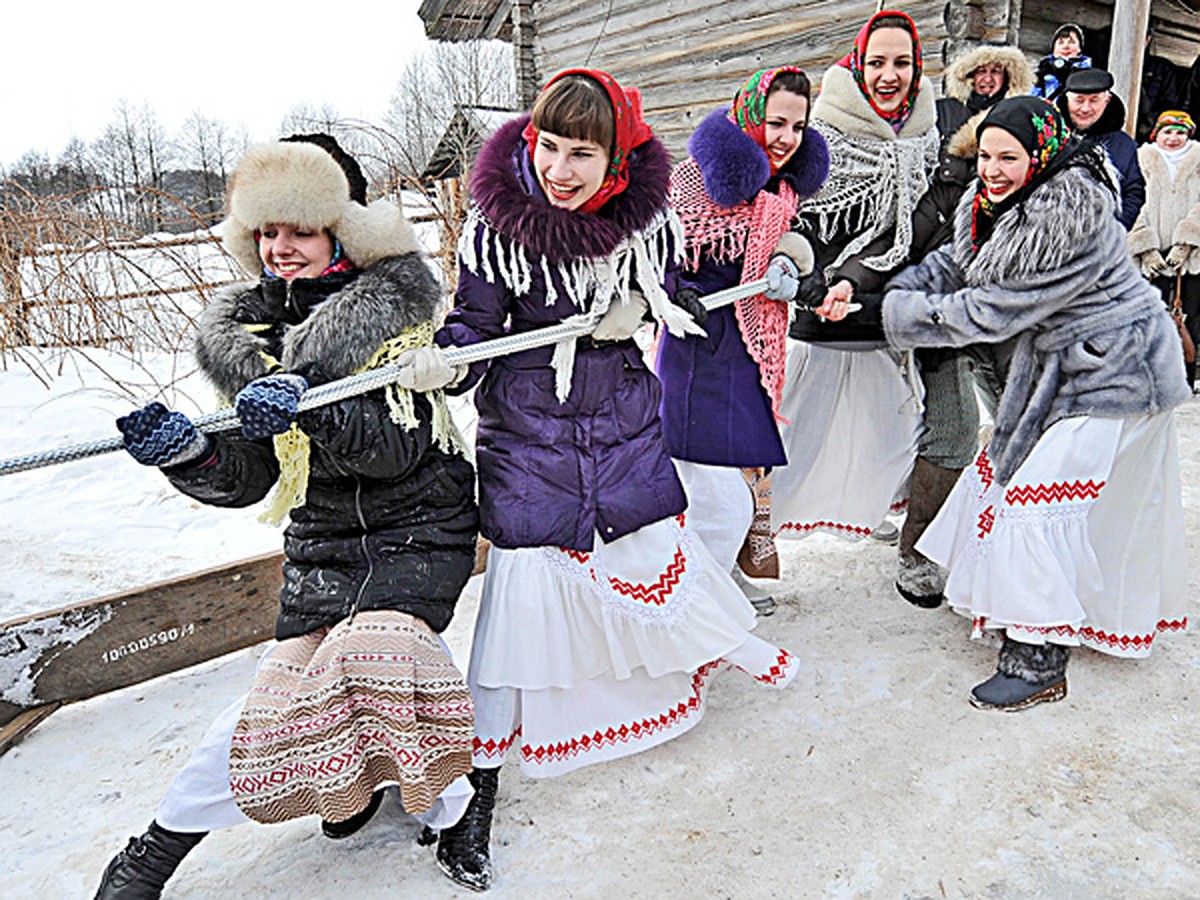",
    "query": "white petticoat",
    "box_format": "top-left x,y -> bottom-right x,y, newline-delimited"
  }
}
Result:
468,513 -> 797,778
772,341 -> 921,540
672,460 -> 755,573
918,413 -> 1188,658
